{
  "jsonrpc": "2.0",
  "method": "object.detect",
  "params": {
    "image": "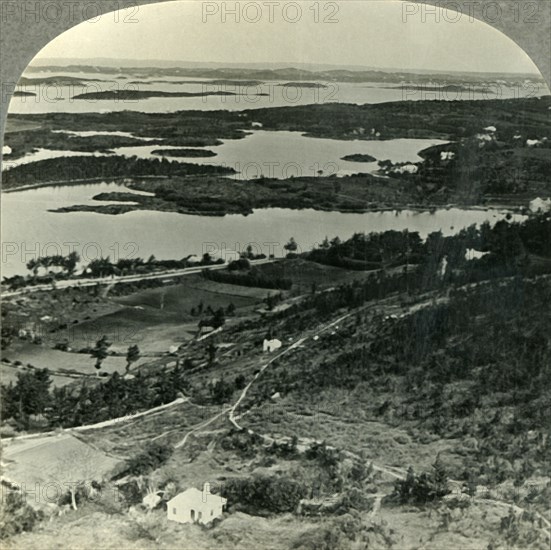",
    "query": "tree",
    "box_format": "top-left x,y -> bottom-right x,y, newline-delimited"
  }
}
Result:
54,446 -> 98,511
64,251 -> 80,275
207,341 -> 217,366
90,335 -> 112,375
8,370 -> 52,427
210,376 -> 234,404
432,454 -> 449,498
47,386 -> 78,427
284,237 -> 298,253
125,344 -> 140,373
87,257 -> 115,278
26,258 -> 40,280
127,442 -> 173,476
212,307 -> 226,328
0,492 -> 43,538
